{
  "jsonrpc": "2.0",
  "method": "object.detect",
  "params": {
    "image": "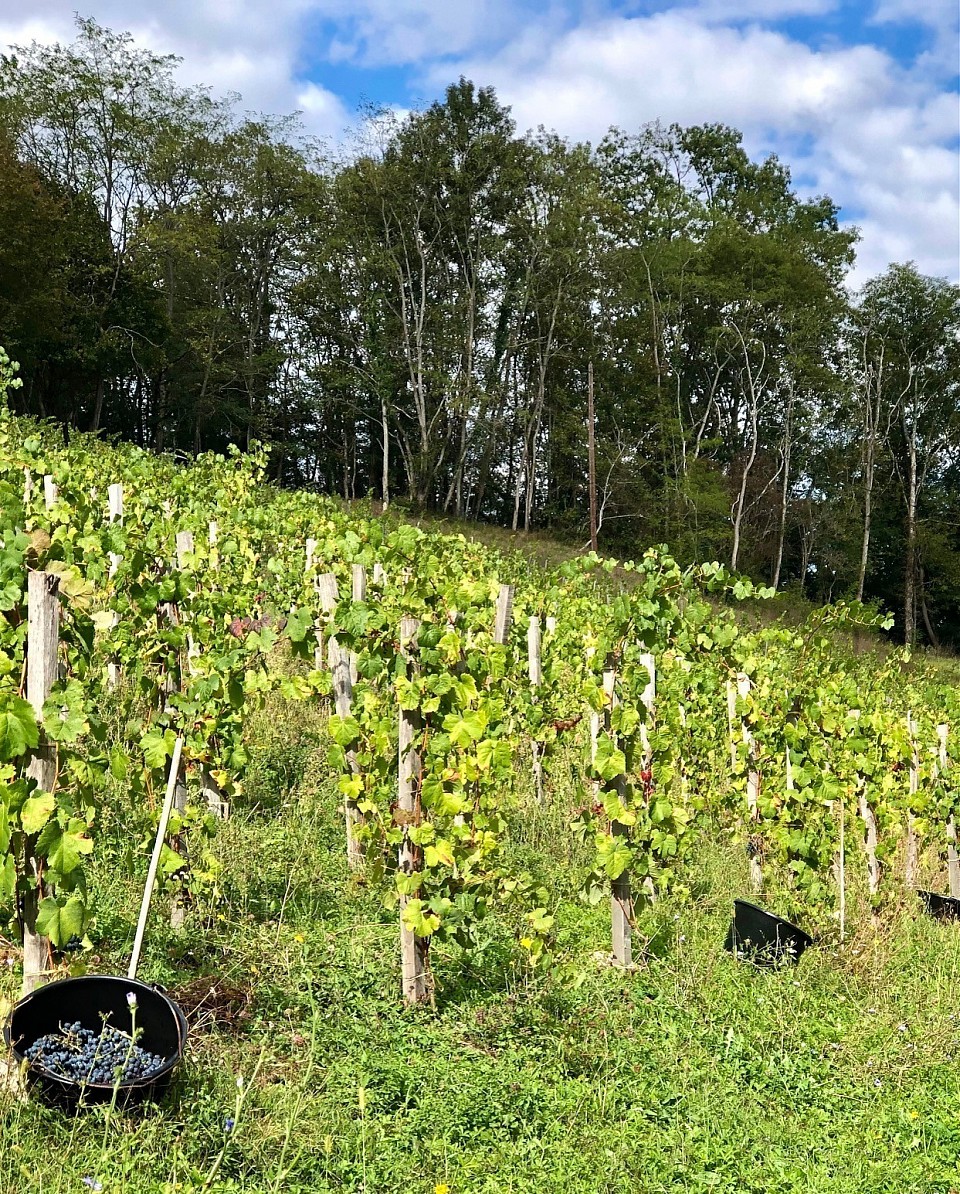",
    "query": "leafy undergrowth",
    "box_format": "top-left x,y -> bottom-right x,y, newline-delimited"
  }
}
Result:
2,710 -> 960,1194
